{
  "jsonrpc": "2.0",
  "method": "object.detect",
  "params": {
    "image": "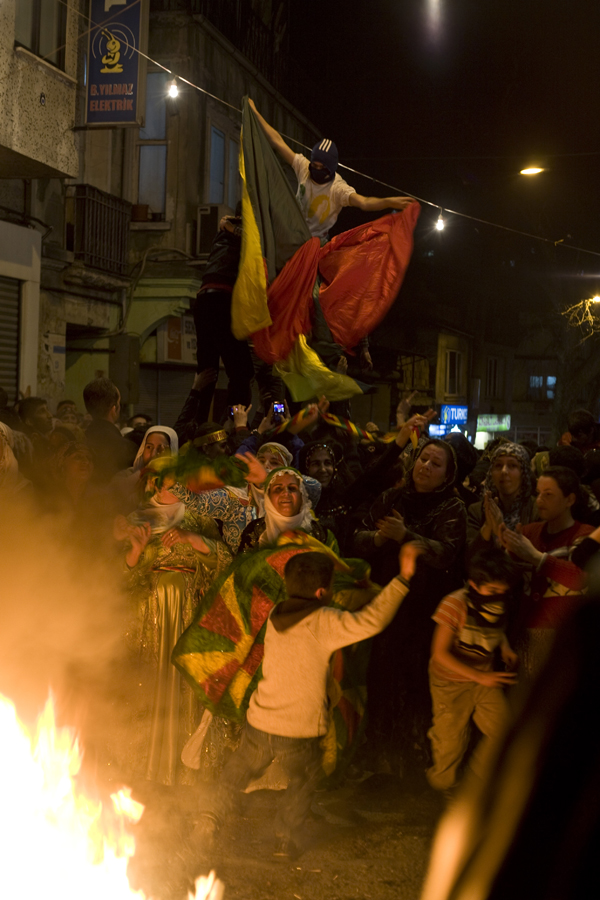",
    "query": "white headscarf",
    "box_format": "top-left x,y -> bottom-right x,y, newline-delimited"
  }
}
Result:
262,467 -> 314,546
258,442 -> 293,468
133,425 -> 179,471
